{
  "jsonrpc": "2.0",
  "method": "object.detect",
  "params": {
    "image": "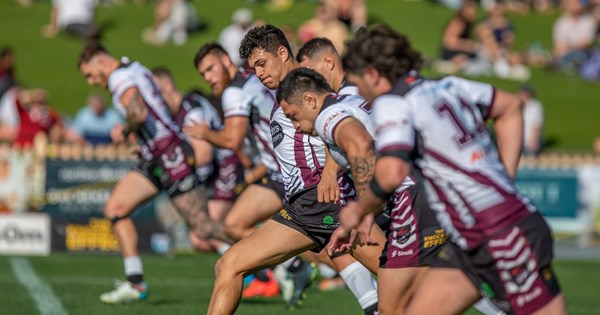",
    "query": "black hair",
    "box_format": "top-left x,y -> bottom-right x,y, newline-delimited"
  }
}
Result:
151,66 -> 174,83
276,67 -> 334,104
194,42 -> 229,68
78,41 -> 108,68
239,24 -> 293,60
296,37 -> 337,63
